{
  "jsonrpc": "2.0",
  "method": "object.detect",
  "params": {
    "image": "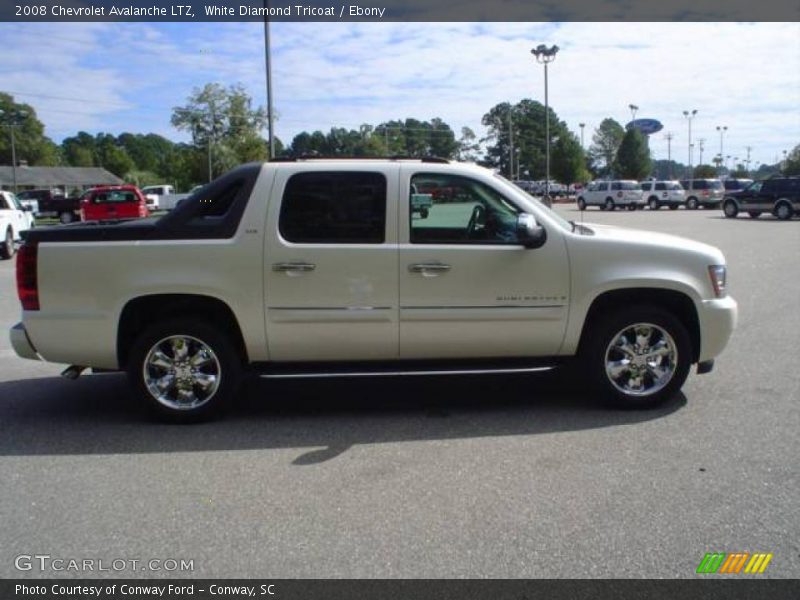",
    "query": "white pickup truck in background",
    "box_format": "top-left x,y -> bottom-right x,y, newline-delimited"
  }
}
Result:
141,184 -> 197,211
10,158 -> 737,422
